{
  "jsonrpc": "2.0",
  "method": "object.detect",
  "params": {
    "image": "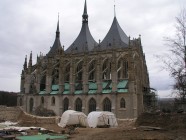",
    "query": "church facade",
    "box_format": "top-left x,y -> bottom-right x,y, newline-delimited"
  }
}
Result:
17,0 -> 150,119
